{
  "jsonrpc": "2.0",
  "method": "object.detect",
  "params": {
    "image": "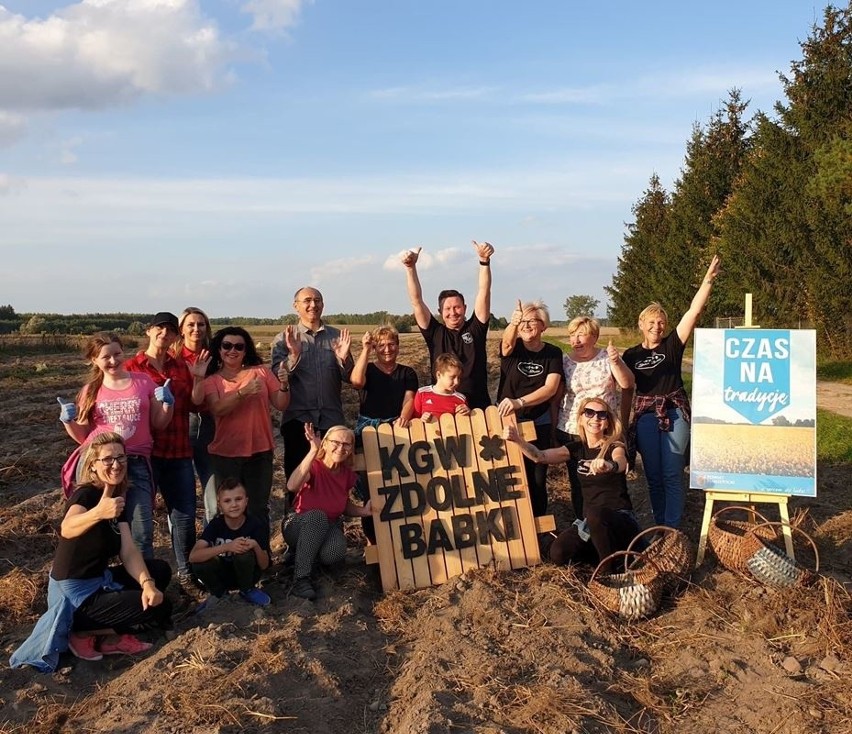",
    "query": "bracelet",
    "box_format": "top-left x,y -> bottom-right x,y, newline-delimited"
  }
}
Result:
479,260 -> 490,266
140,578 -> 155,587
704,279 -> 714,285
279,385 -> 290,393
517,397 -> 526,408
